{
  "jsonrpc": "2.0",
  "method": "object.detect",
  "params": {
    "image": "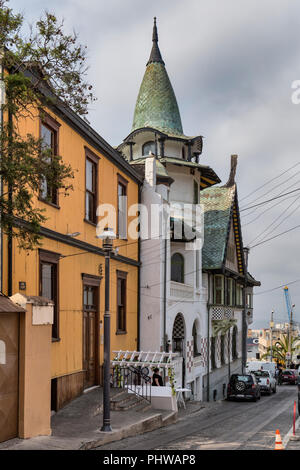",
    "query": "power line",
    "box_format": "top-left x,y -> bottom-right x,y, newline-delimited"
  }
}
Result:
241,169 -> 300,210
241,175 -> 300,222
247,194 -> 300,246
242,193 -> 300,227
240,161 -> 300,202
249,223 -> 300,249
240,187 -> 300,212
254,279 -> 300,296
